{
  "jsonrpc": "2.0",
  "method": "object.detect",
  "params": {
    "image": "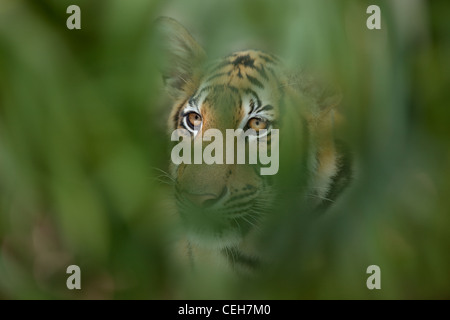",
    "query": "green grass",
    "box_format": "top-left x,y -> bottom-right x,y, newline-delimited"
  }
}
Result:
0,0 -> 449,299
